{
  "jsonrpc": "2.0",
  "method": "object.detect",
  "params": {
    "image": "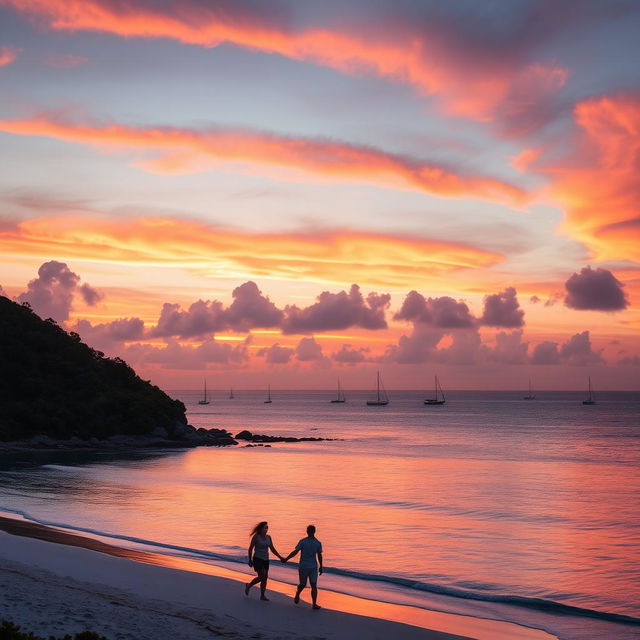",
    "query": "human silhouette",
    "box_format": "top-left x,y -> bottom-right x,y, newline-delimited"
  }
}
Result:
245,521 -> 284,601
284,524 -> 323,610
